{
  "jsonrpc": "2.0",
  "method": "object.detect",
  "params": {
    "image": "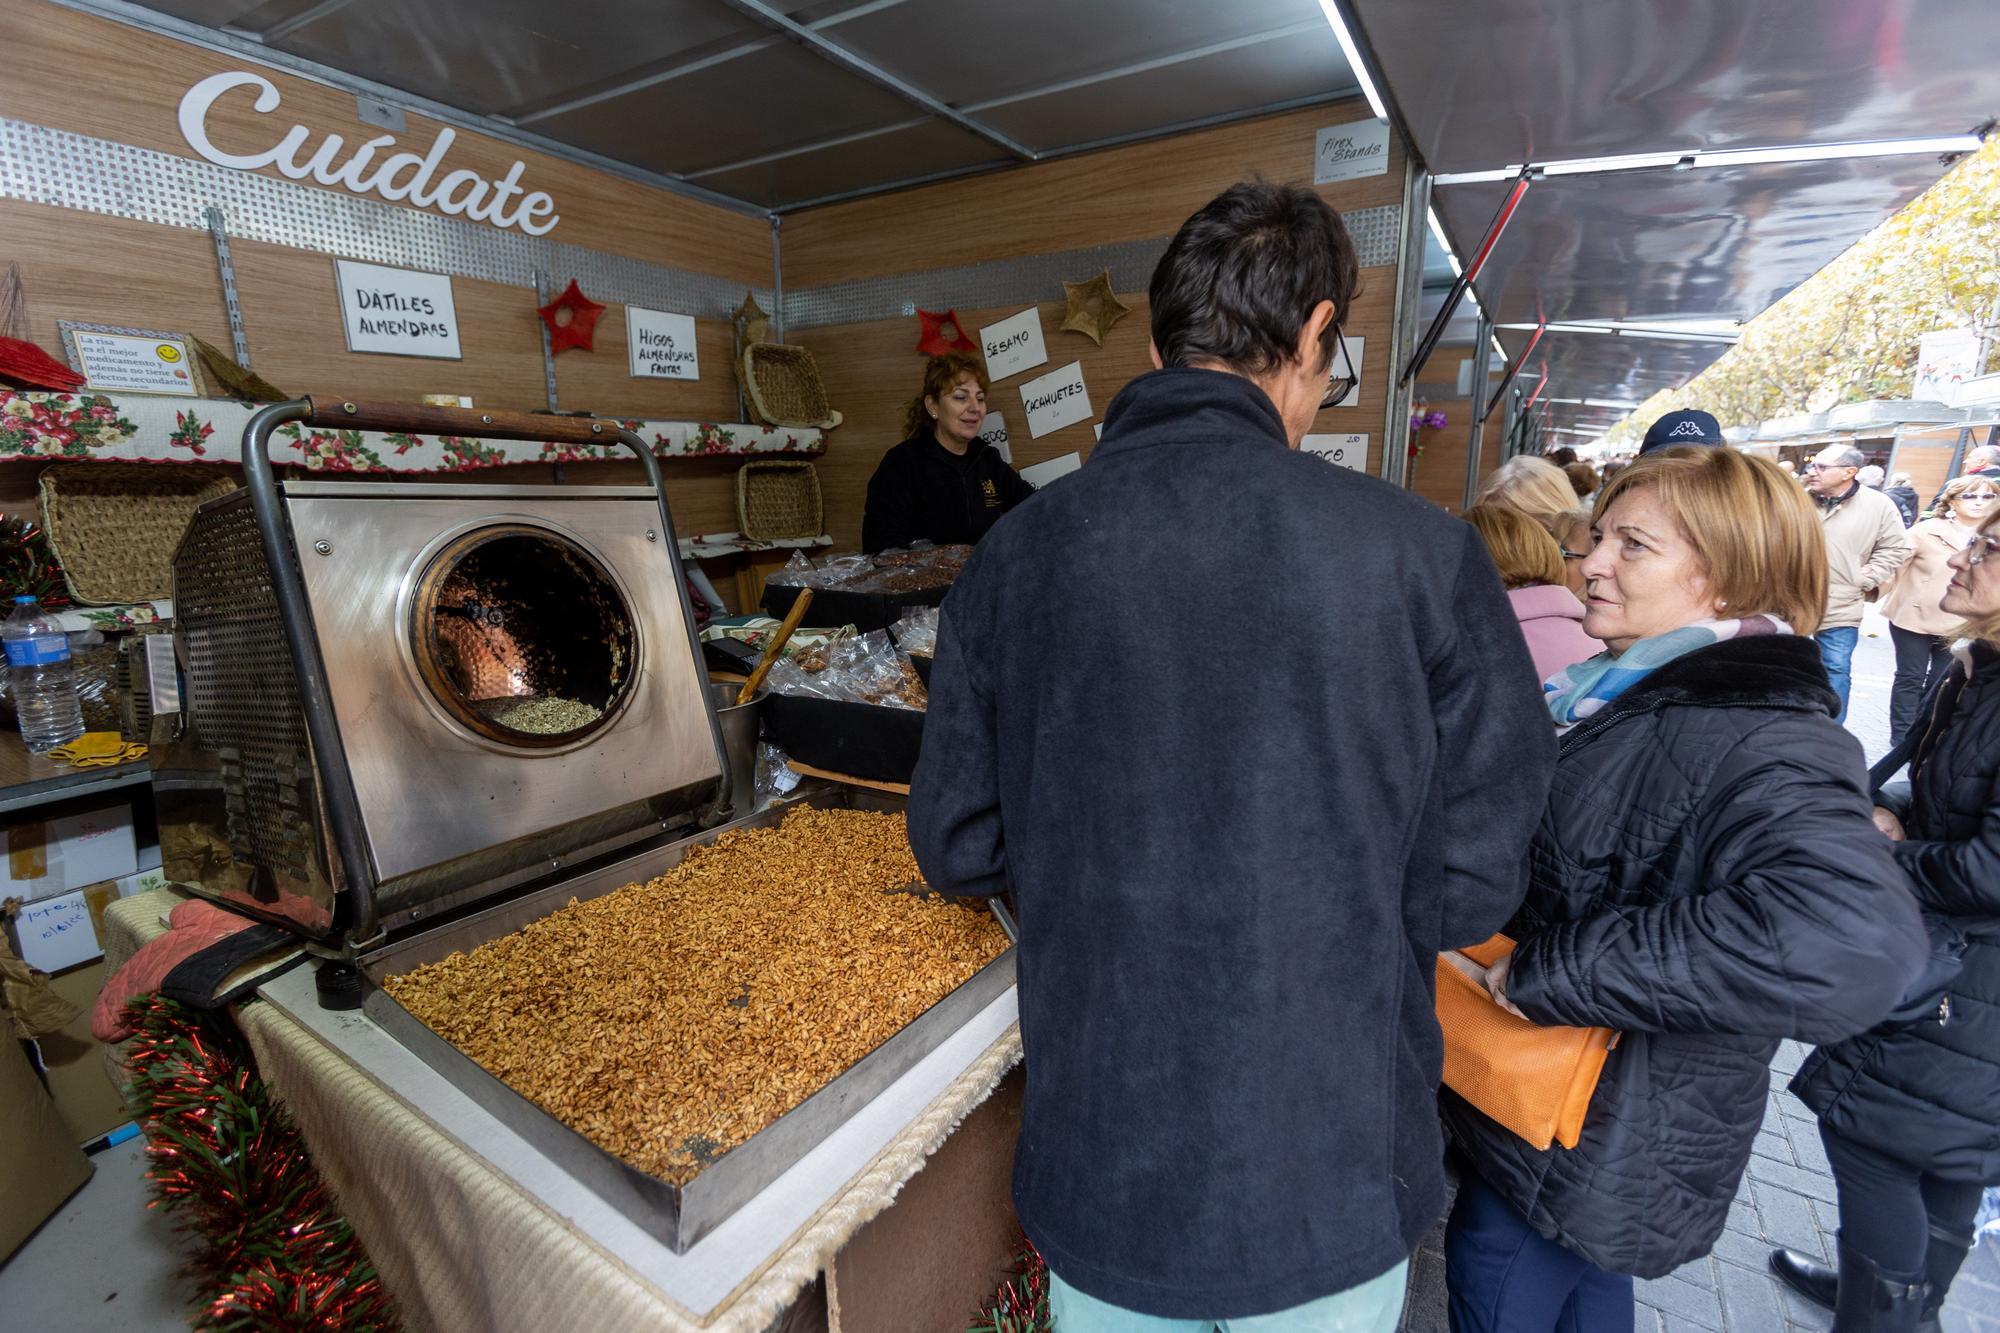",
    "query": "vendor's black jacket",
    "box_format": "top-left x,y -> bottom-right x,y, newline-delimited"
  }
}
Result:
1792,640 -> 2000,1184
860,430 -> 1034,552
908,367 -> 1555,1318
1442,637 -> 1929,1278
